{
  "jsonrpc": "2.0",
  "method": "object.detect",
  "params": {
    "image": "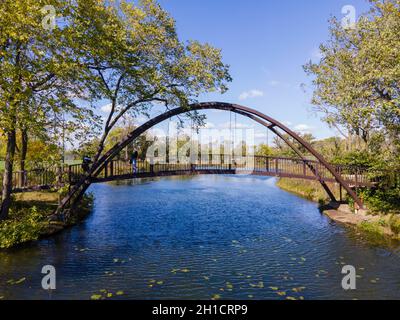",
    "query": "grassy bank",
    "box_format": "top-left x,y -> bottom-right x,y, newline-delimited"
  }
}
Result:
276,178 -> 400,241
0,191 -> 93,249
276,178 -> 343,205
